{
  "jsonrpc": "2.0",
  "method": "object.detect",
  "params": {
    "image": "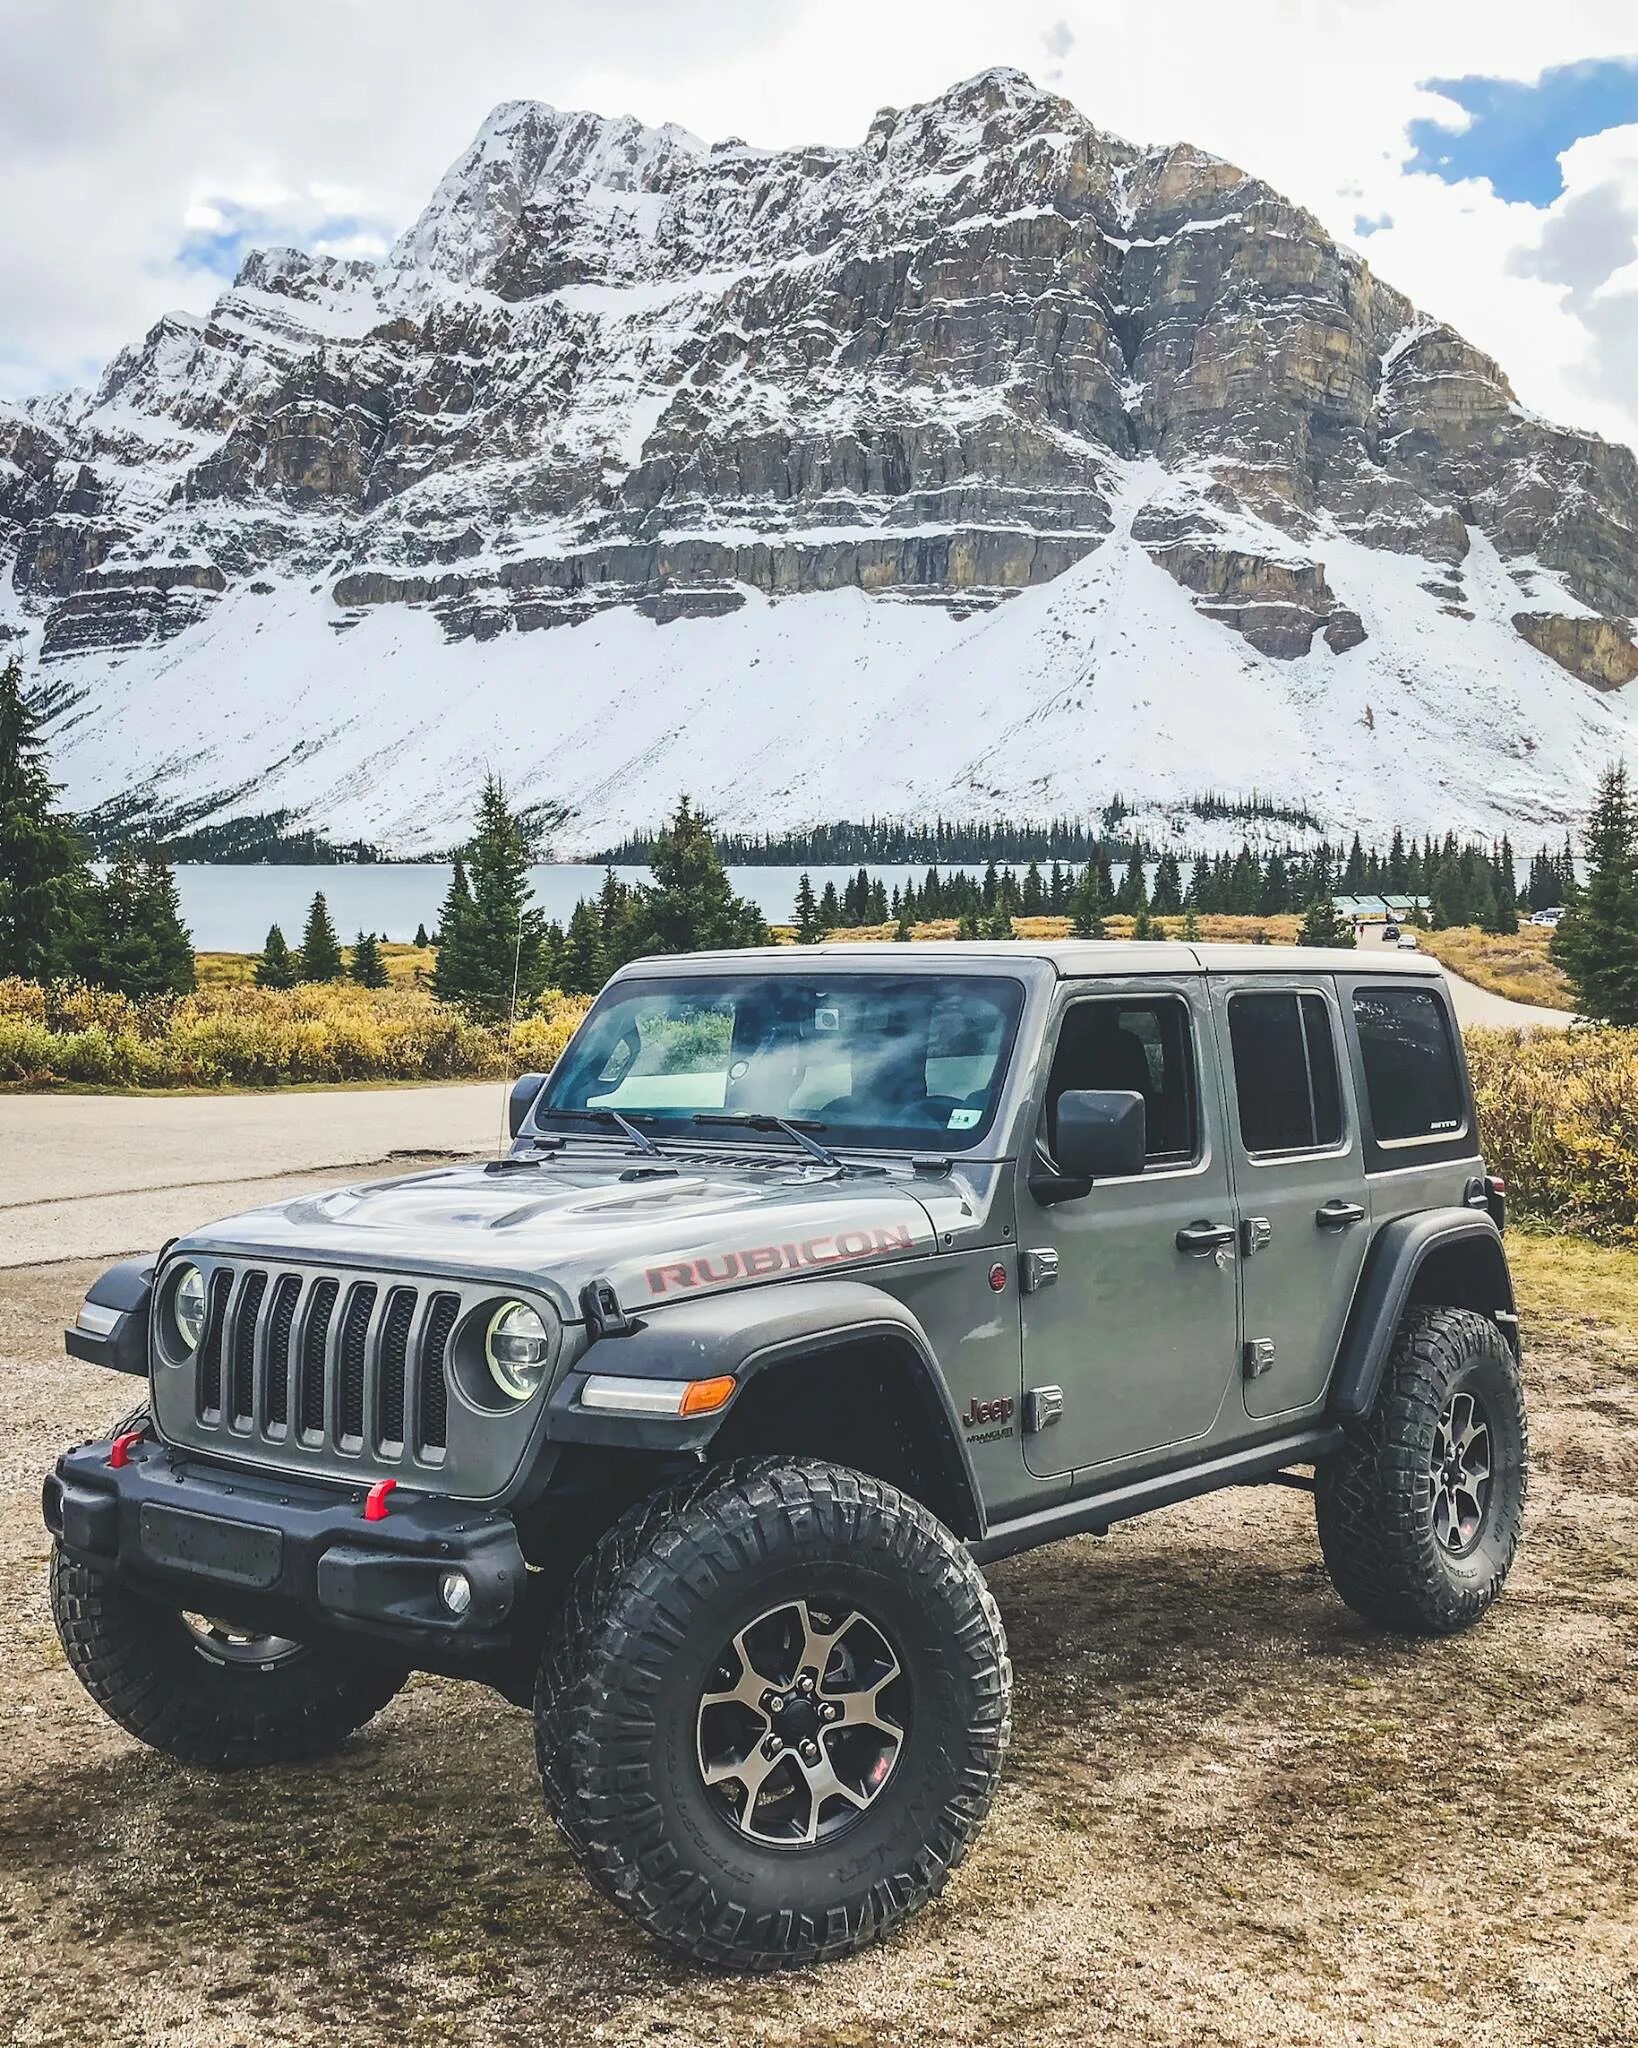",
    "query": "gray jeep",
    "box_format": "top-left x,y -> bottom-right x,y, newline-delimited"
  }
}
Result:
45,941 -> 1526,1970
